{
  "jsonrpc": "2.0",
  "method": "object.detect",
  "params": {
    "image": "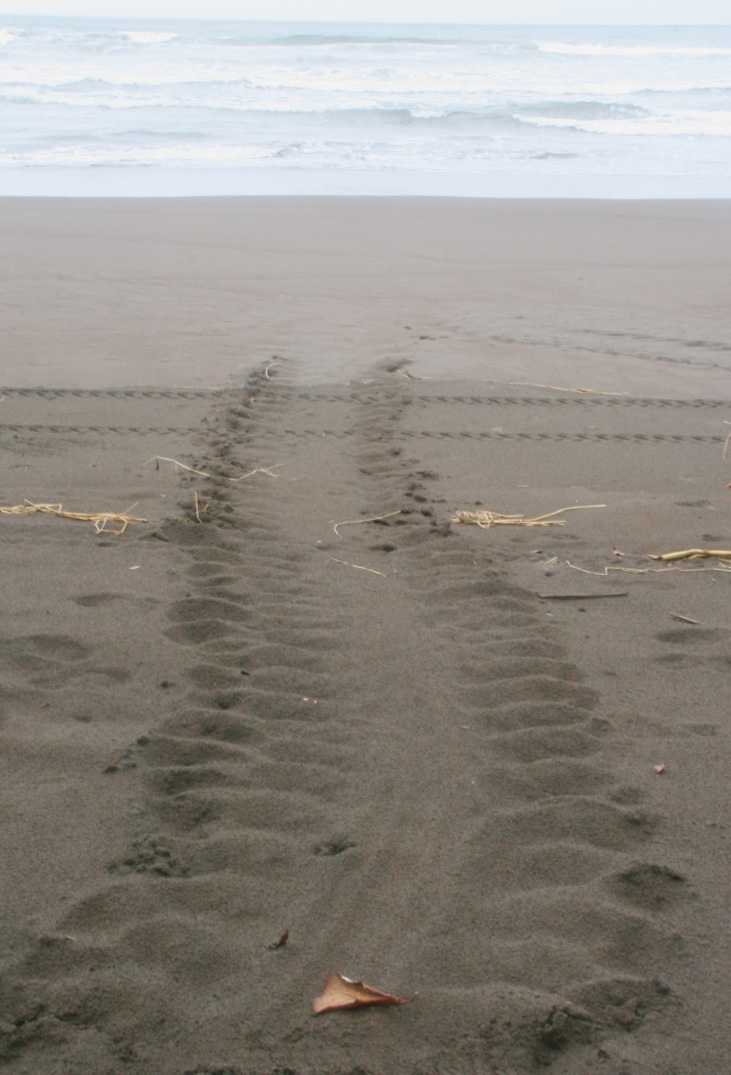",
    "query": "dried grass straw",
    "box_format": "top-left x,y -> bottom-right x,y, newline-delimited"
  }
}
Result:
325,555 -> 387,578
0,501 -> 146,535
509,382 -> 625,396
453,504 -> 605,529
648,548 -> 731,563
145,456 -> 286,482
542,556 -> 731,576
333,510 -> 401,536
394,368 -> 428,381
